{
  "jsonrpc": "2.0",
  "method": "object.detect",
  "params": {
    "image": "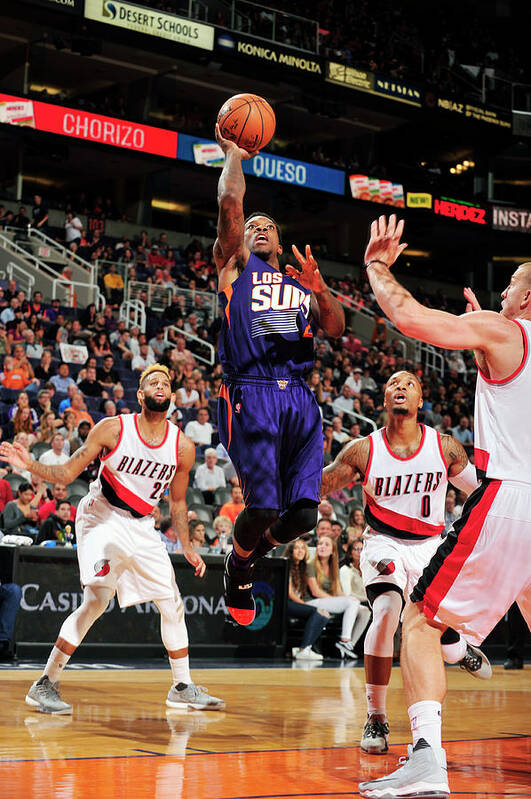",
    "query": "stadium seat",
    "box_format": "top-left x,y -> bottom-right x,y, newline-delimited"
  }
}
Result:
67,479 -> 89,497
329,497 -> 349,517
69,494 -> 85,508
186,487 -> 204,505
4,473 -> 25,492
214,487 -> 232,506
188,503 -> 213,523
31,441 -> 51,460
